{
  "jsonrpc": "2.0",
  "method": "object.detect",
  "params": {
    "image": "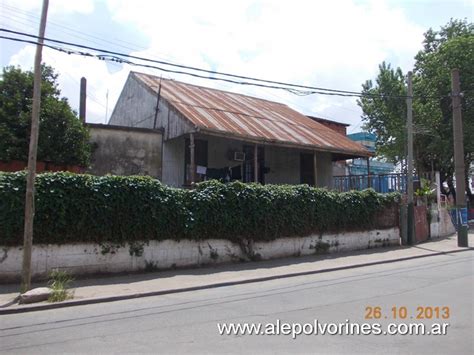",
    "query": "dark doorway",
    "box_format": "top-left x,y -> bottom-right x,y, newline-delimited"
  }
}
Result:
300,153 -> 315,185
